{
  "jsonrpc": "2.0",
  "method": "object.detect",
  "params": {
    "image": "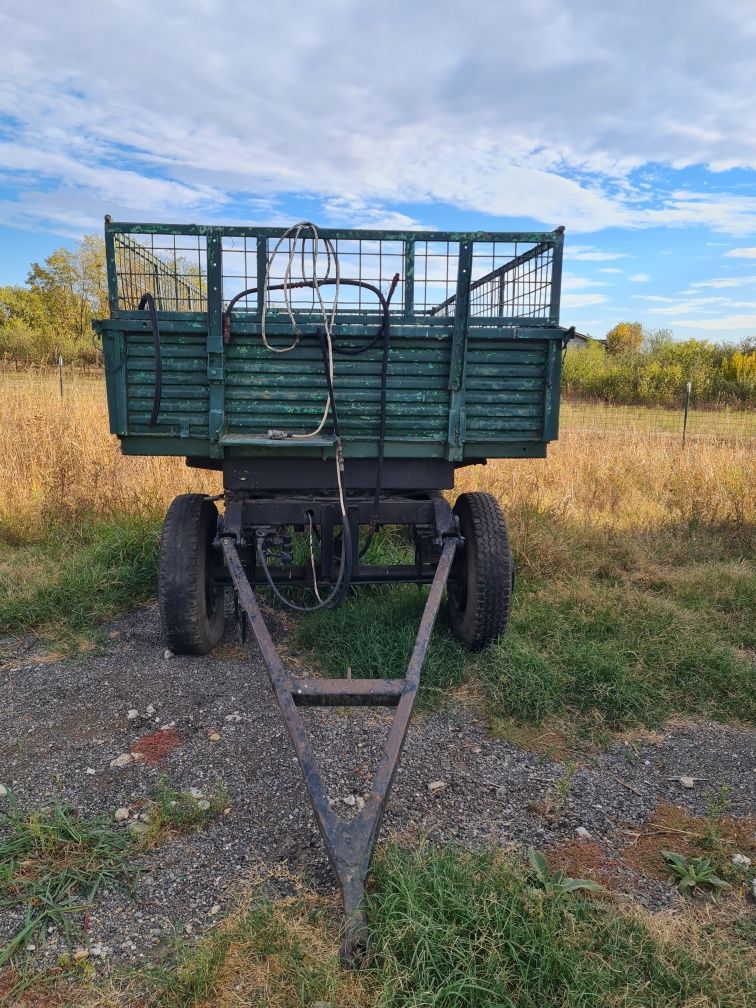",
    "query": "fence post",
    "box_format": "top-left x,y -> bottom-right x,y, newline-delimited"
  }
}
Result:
682,381 -> 691,445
